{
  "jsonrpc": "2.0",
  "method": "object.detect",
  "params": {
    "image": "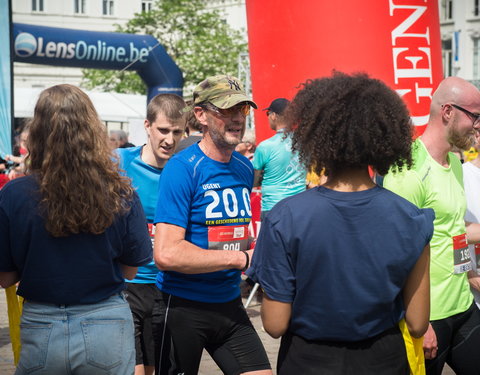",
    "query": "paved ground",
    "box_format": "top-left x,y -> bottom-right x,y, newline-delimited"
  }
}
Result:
0,288 -> 455,374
